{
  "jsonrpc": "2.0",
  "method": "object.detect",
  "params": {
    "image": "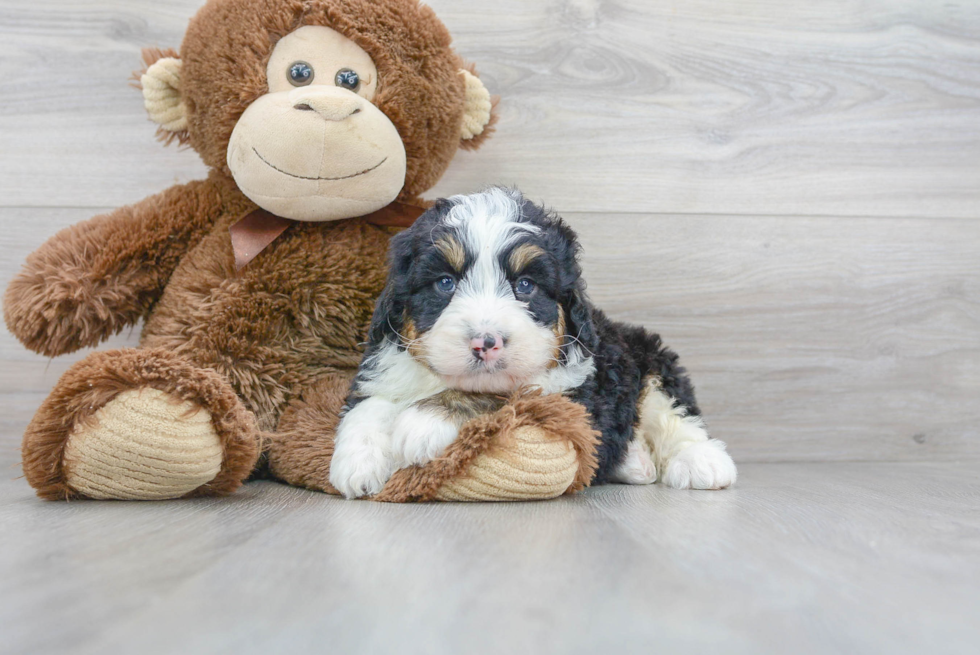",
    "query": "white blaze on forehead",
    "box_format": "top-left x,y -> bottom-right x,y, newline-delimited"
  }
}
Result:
444,188 -> 540,298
